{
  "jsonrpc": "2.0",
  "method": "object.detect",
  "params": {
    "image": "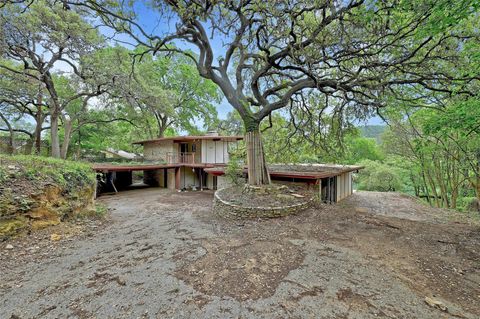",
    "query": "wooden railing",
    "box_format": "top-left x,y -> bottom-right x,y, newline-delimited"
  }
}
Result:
166,152 -> 196,164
